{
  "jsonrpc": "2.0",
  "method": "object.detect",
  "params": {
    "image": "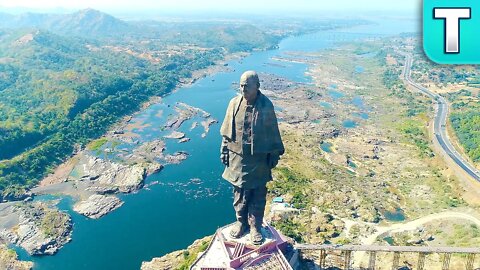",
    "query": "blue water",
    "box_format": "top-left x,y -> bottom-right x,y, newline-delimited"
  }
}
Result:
320,142 -> 333,153
353,112 -> 369,120
355,66 -> 364,73
343,119 -> 358,128
351,96 -> 365,109
383,207 -> 406,222
328,90 -> 345,100
17,18 -> 418,270
347,160 -> 357,168
319,101 -> 333,109
384,236 -> 394,245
